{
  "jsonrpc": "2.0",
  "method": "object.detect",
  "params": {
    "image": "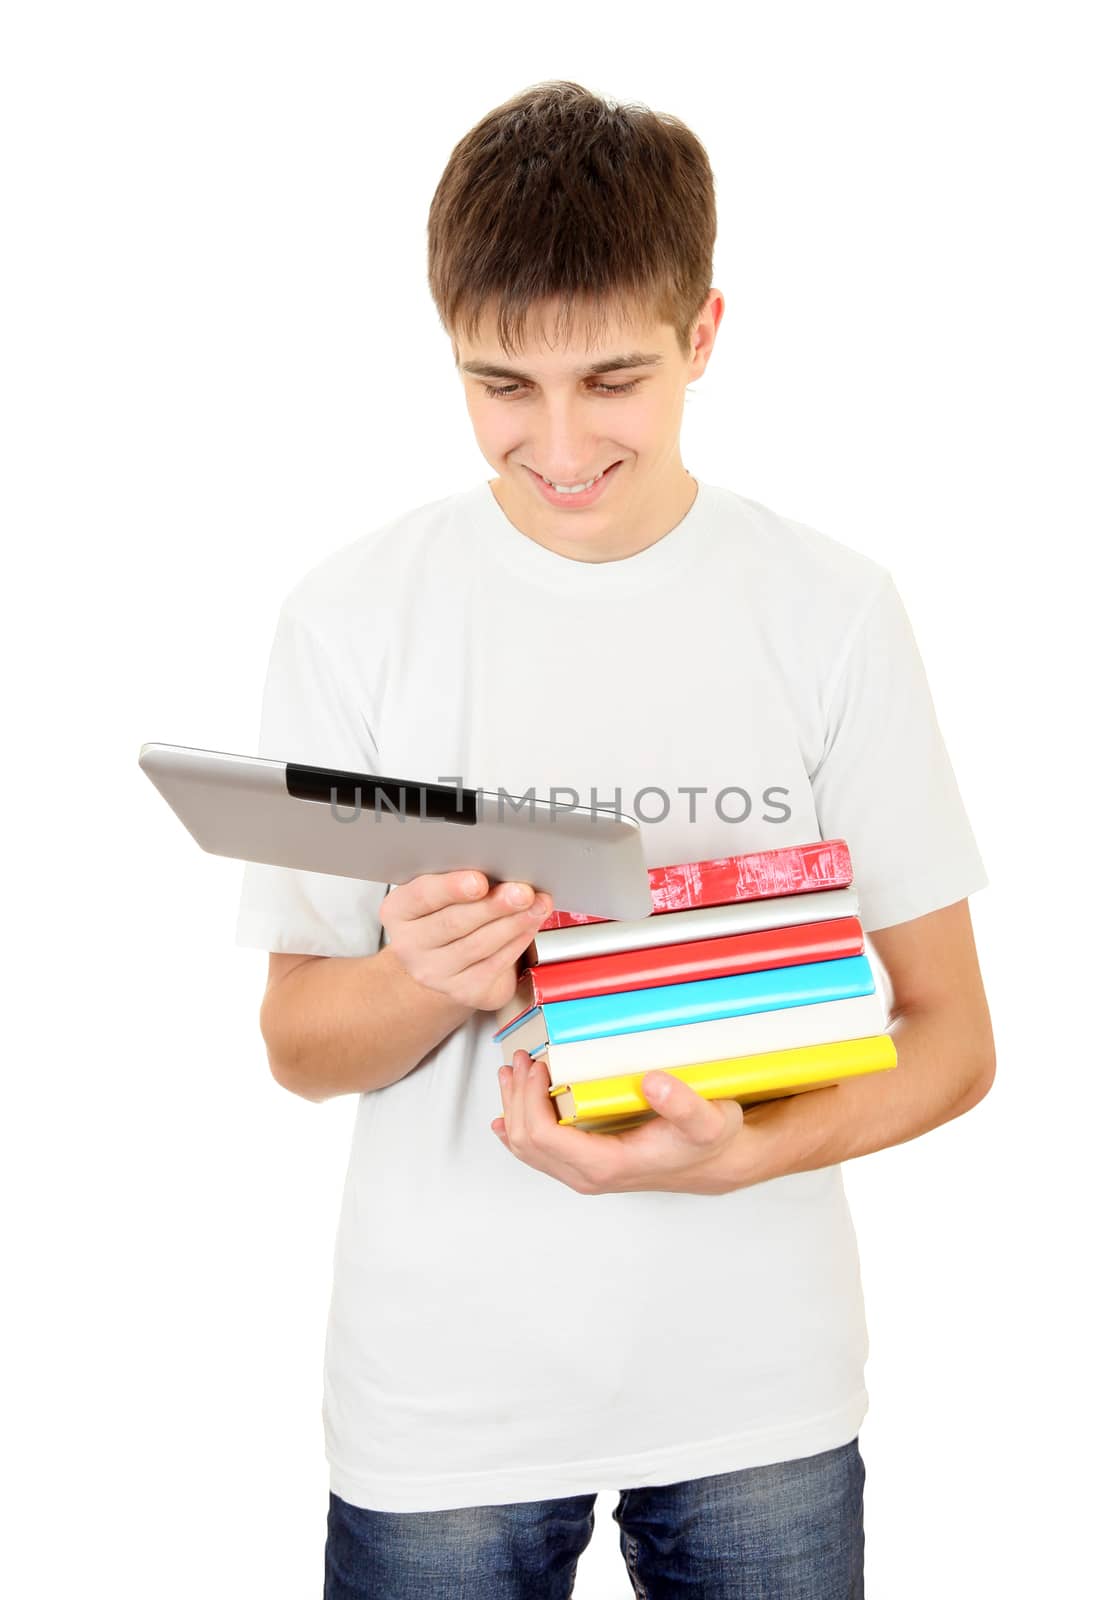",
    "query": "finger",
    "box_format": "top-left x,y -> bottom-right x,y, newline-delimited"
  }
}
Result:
433,889 -> 553,960
505,1048 -> 546,1152
494,1069 -> 512,1144
497,1052 -> 522,1148
641,1073 -> 741,1145
390,869 -> 542,925
389,869 -> 491,923
426,901 -> 552,988
411,880 -> 553,952
521,1052 -> 559,1142
509,1050 -> 613,1191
